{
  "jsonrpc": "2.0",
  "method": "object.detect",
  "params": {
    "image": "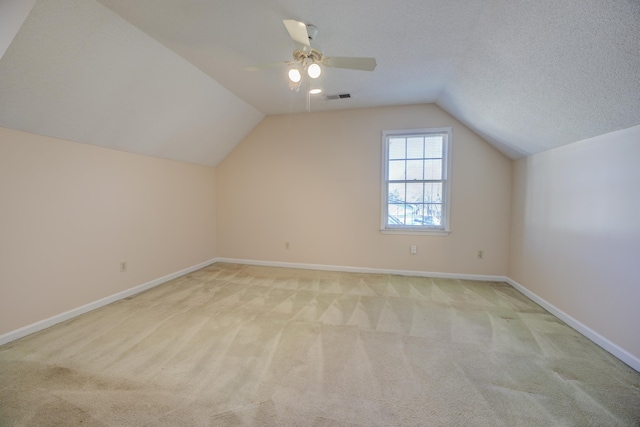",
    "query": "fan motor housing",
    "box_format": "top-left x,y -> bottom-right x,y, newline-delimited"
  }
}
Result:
293,48 -> 323,64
